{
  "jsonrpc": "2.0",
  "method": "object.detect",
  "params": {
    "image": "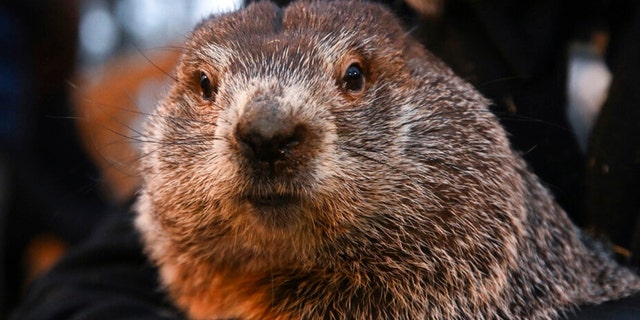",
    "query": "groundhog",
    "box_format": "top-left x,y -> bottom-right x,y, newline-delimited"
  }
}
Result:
134,1 -> 640,319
